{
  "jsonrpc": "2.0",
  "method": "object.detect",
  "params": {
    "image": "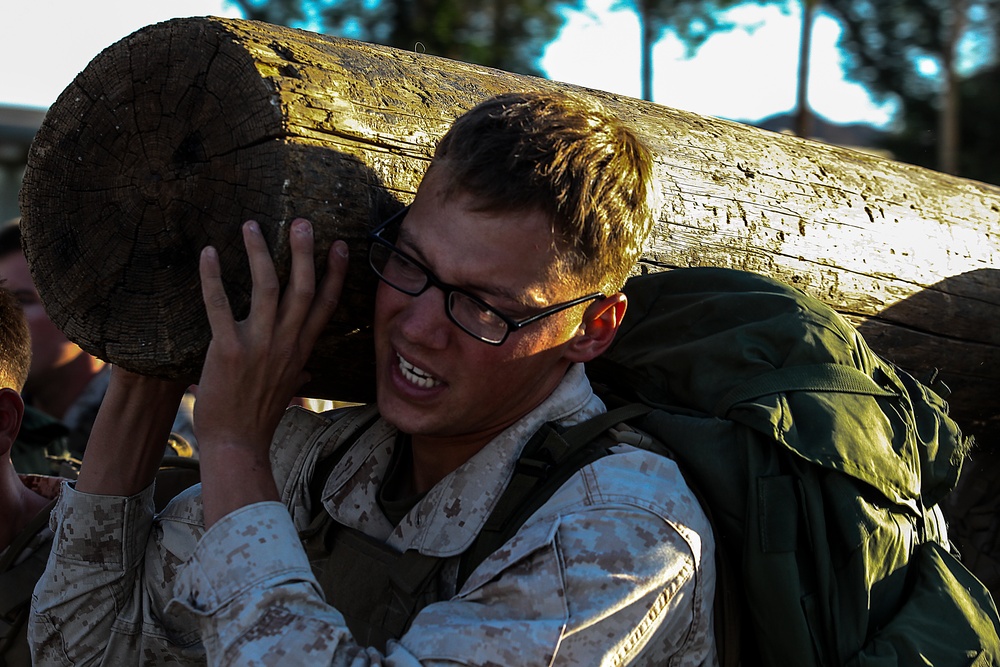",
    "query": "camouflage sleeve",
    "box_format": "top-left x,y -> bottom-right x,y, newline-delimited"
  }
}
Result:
30,481 -> 211,666
29,481 -> 158,665
169,502 -> 383,665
